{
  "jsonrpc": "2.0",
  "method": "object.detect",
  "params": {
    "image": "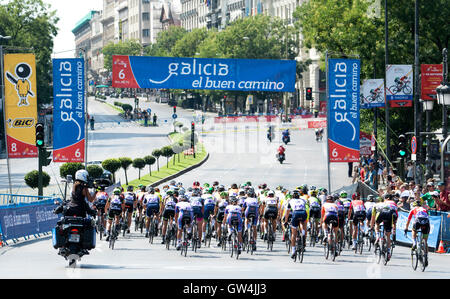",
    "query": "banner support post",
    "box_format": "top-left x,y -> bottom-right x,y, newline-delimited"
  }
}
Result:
325,50 -> 331,193
0,44 -> 13,194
